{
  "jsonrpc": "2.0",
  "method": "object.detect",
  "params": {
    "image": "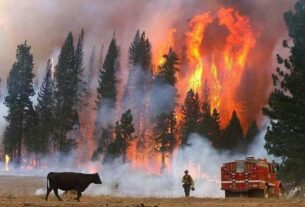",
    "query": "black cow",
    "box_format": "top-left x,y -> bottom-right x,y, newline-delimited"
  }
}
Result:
45,172 -> 102,201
